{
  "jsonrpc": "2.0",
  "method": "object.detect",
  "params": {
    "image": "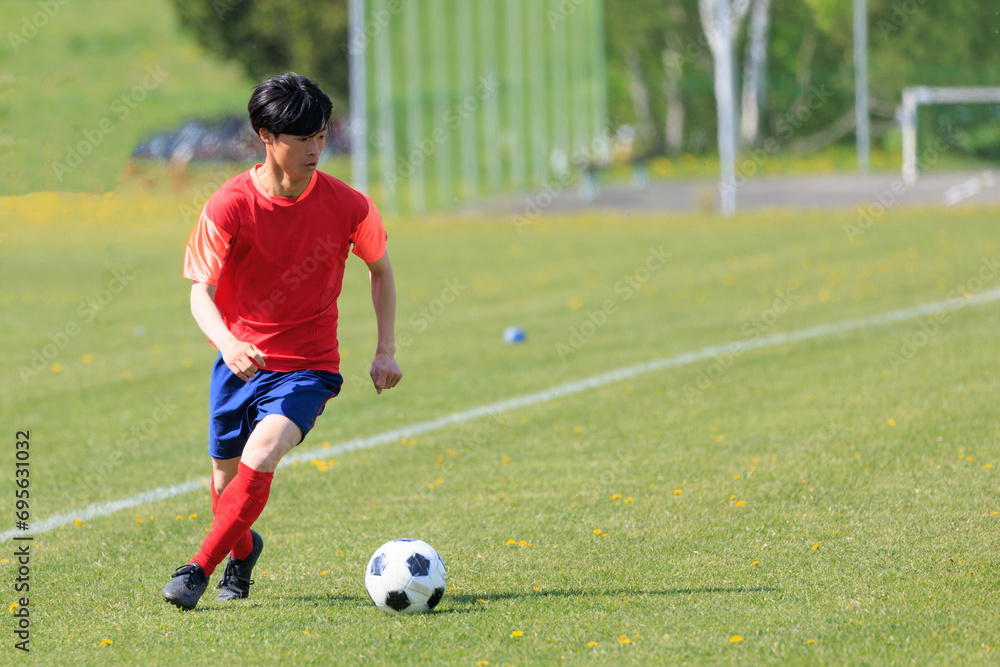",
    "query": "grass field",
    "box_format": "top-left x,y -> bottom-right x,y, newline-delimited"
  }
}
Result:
2,185 -> 1000,664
